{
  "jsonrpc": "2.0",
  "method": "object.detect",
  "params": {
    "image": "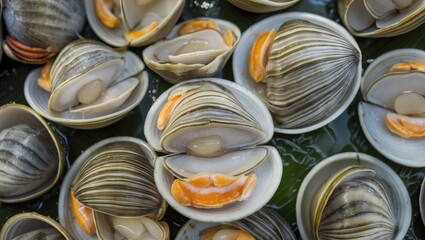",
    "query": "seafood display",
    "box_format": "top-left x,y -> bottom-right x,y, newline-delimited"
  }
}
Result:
85,0 -> 185,47
2,0 -> 85,64
145,79 -> 282,222
0,104 -> 64,203
359,49 -> 425,167
227,0 -> 299,13
0,212 -> 72,240
143,18 -> 241,83
233,13 -> 362,134
24,39 -> 149,129
176,207 -> 296,239
339,0 -> 425,37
